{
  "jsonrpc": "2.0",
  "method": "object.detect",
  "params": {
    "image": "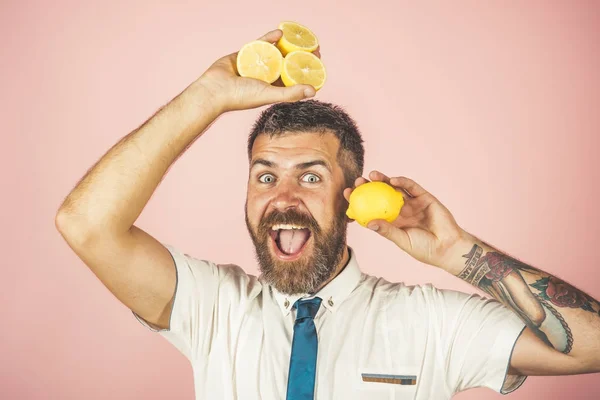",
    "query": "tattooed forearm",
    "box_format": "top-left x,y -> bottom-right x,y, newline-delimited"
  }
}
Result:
458,243 -> 600,354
